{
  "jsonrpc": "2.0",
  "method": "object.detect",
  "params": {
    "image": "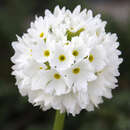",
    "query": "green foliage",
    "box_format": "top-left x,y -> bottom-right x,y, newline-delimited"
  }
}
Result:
66,28 -> 85,41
